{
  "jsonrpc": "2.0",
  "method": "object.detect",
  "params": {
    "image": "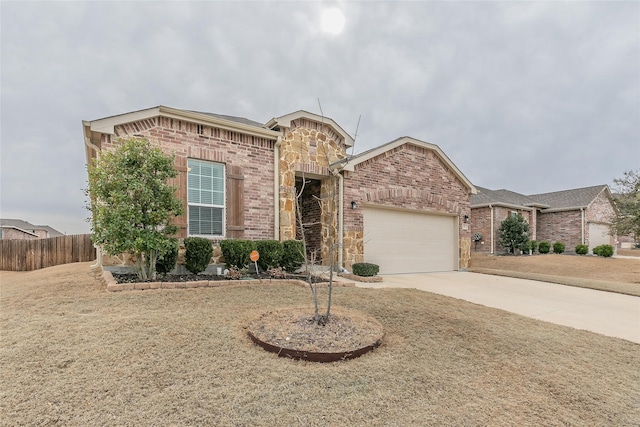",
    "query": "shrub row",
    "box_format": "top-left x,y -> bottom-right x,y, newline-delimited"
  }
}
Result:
519,241 -> 613,257
153,238 -> 306,275
220,239 -> 305,273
